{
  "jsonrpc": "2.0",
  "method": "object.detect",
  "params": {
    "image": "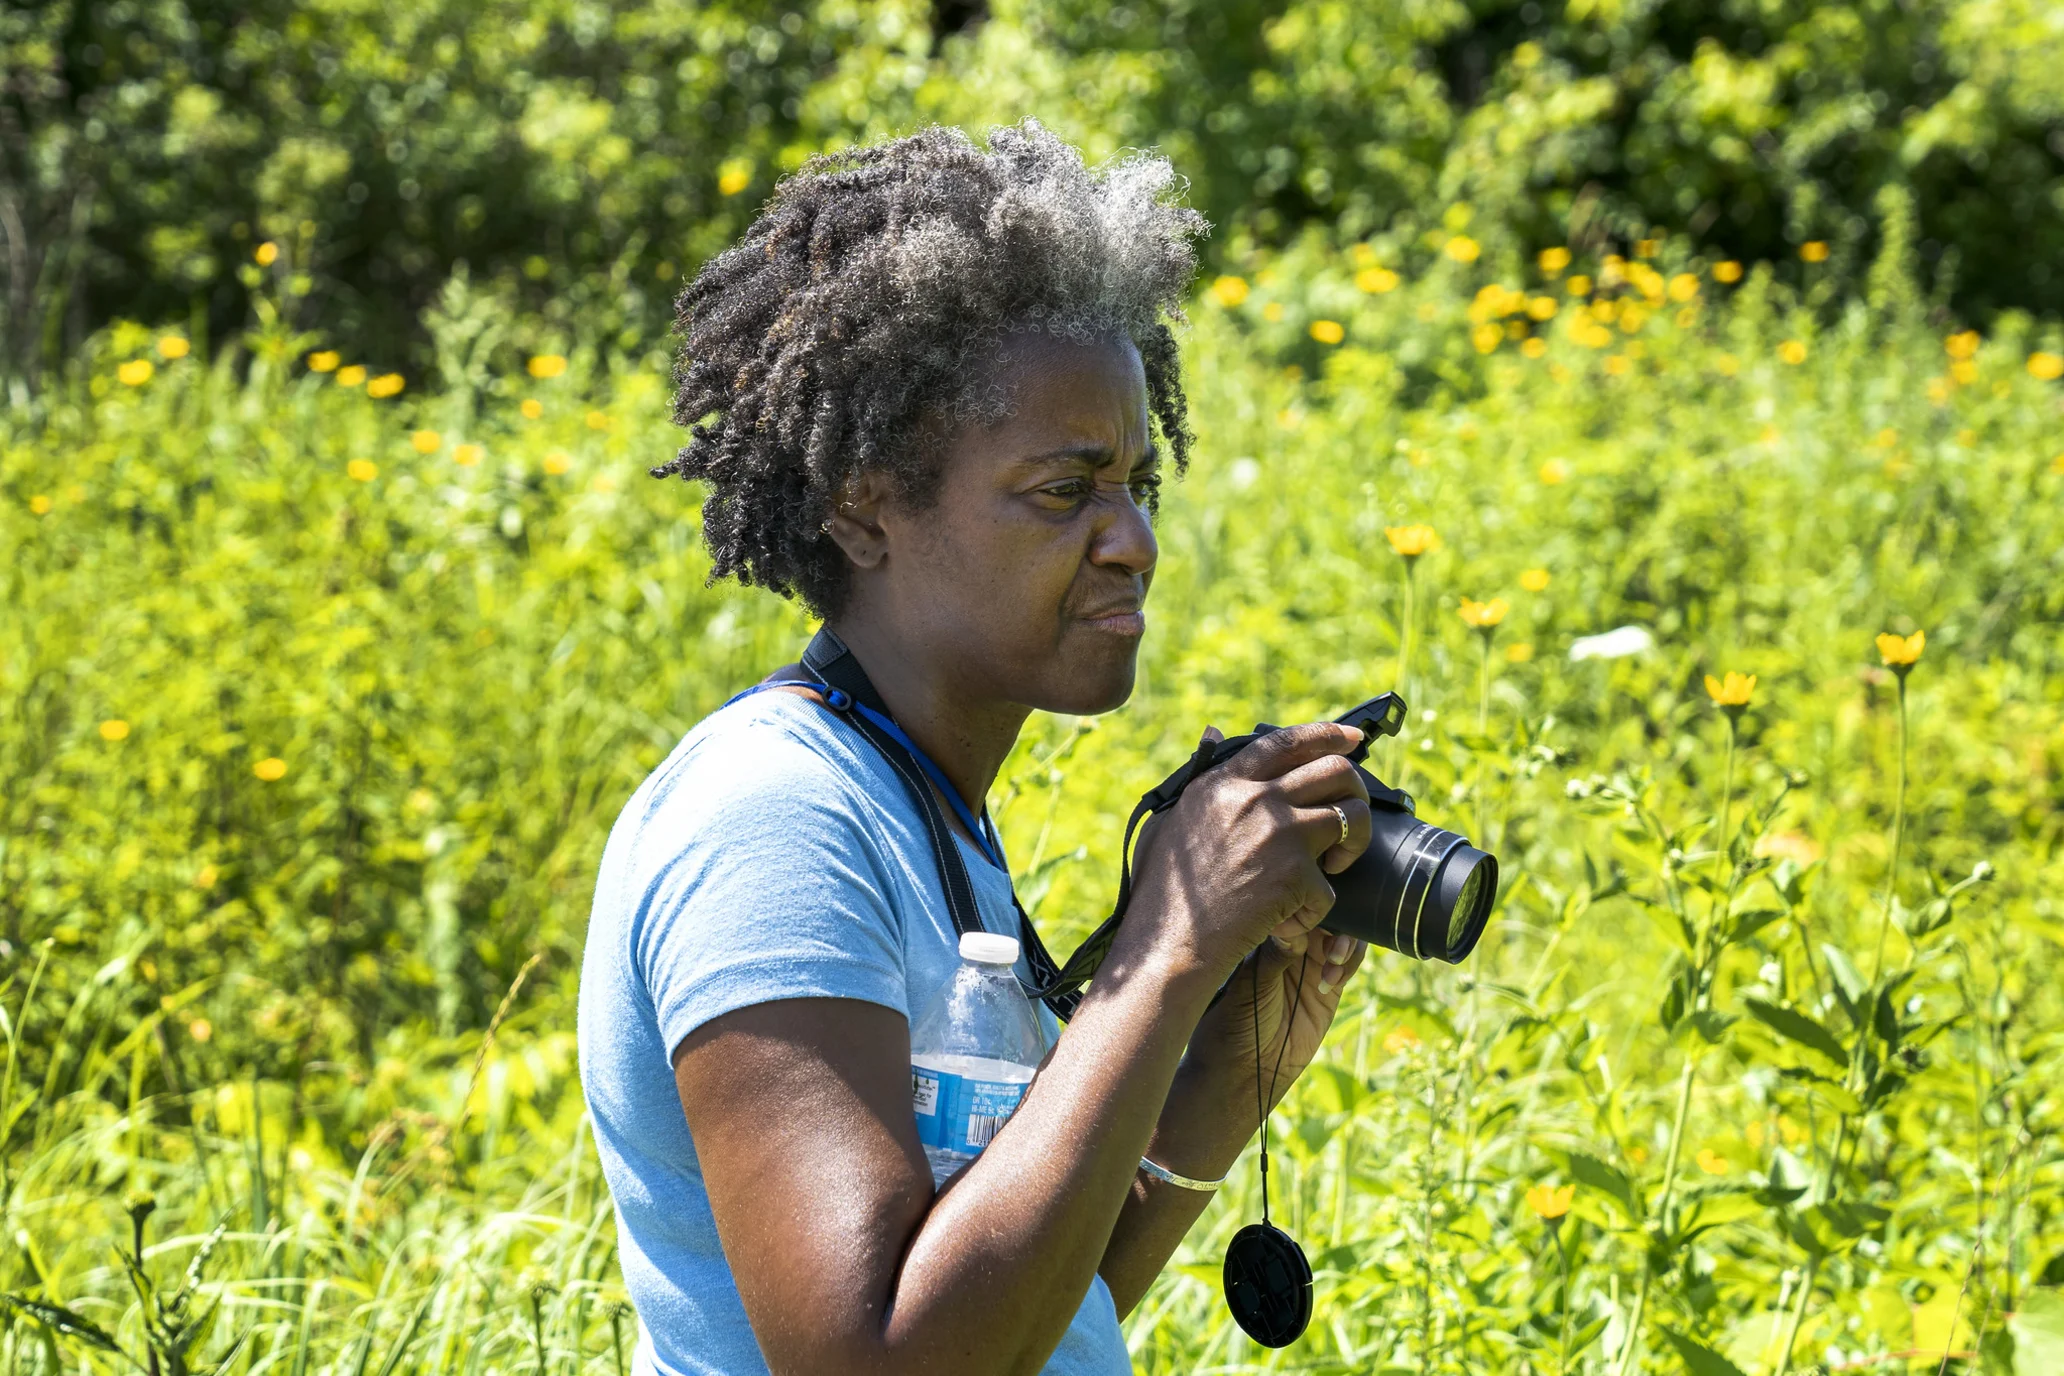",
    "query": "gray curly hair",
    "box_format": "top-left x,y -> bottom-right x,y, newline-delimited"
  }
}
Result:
654,121 -> 1206,617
